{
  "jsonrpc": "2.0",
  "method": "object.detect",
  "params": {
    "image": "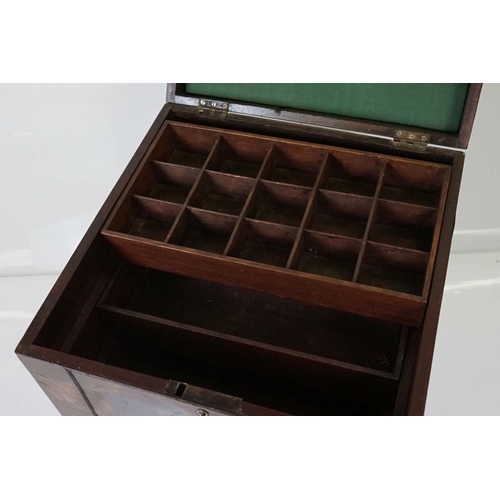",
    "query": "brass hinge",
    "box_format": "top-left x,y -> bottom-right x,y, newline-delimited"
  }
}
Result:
393,130 -> 429,152
197,98 -> 229,119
